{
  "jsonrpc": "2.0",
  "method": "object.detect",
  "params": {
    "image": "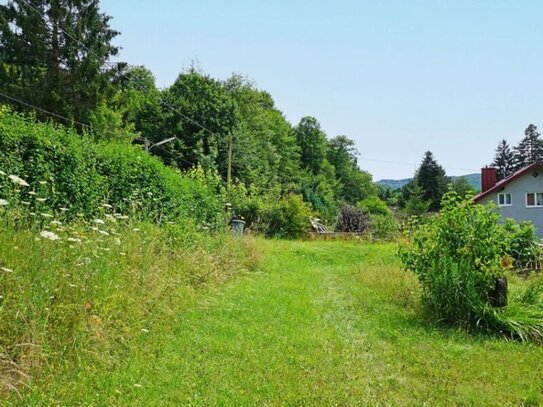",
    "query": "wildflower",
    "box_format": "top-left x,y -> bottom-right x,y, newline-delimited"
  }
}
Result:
0,170 -> 5,176
67,237 -> 82,243
91,227 -> 99,231
41,213 -> 53,218
132,228 -> 141,232
51,220 -> 62,226
120,253 -> 126,256
141,328 -> 149,333
28,191 -> 36,196
39,181 -> 47,185
1,267 -> 13,273
133,384 -> 143,388
40,230 -> 60,241
29,212 -> 36,216
98,230 -> 109,236
8,175 -> 29,187
101,203 -> 113,209
59,207 -> 68,212
0,199 -> 8,206
94,219 -> 105,225
21,201 -> 30,205
36,198 -> 47,202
